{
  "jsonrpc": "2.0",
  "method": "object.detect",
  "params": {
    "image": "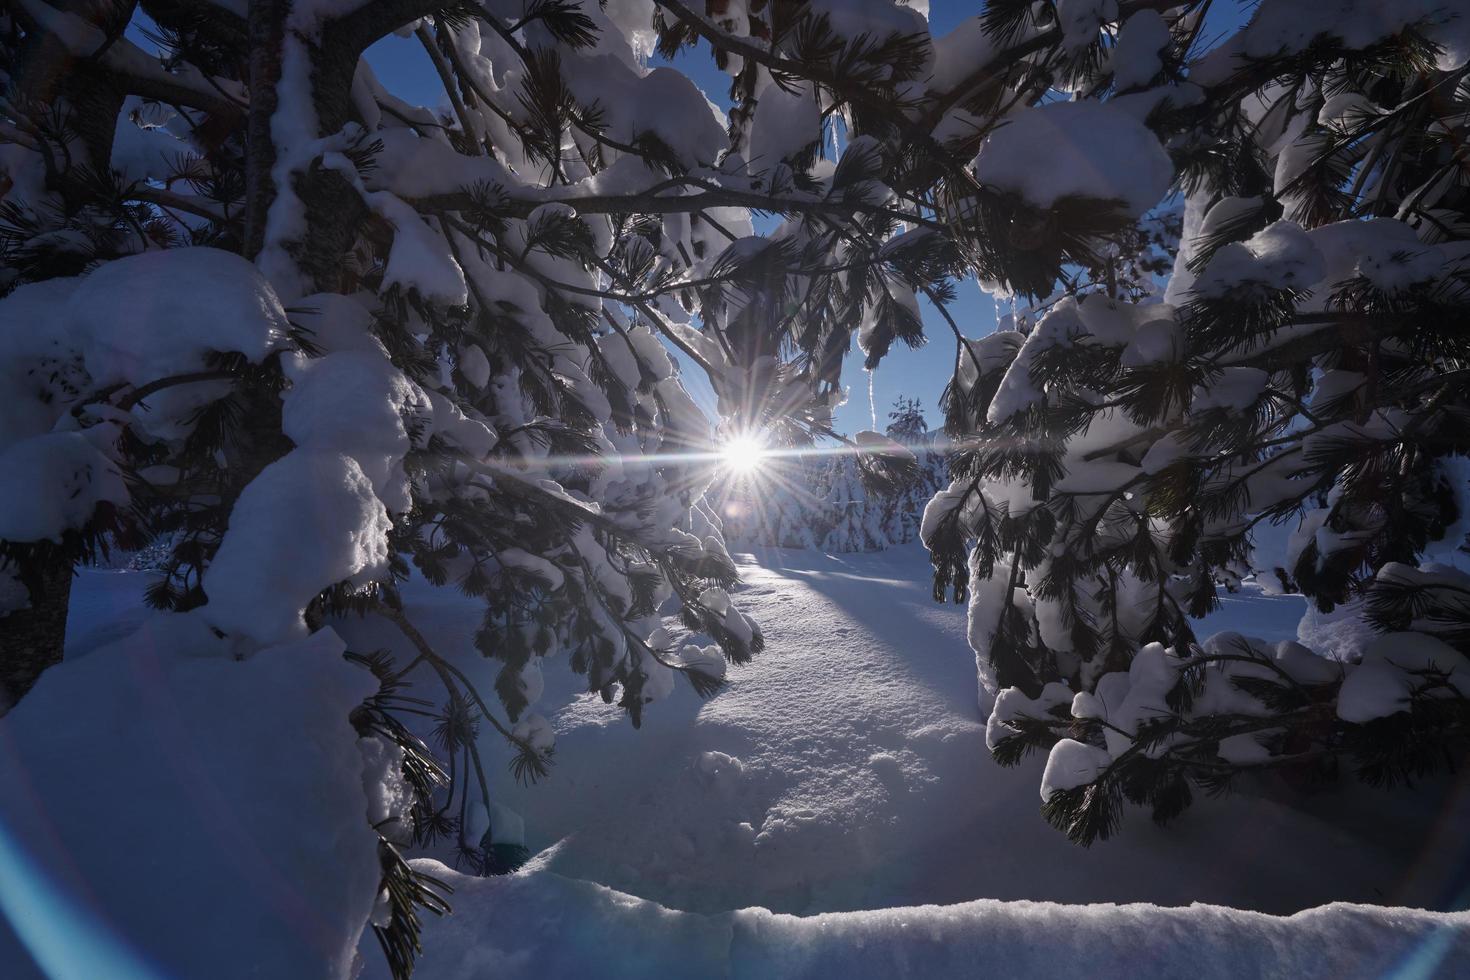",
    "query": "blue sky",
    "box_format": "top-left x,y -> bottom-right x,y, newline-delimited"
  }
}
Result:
364,2 -> 995,438
363,1 -> 1249,438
